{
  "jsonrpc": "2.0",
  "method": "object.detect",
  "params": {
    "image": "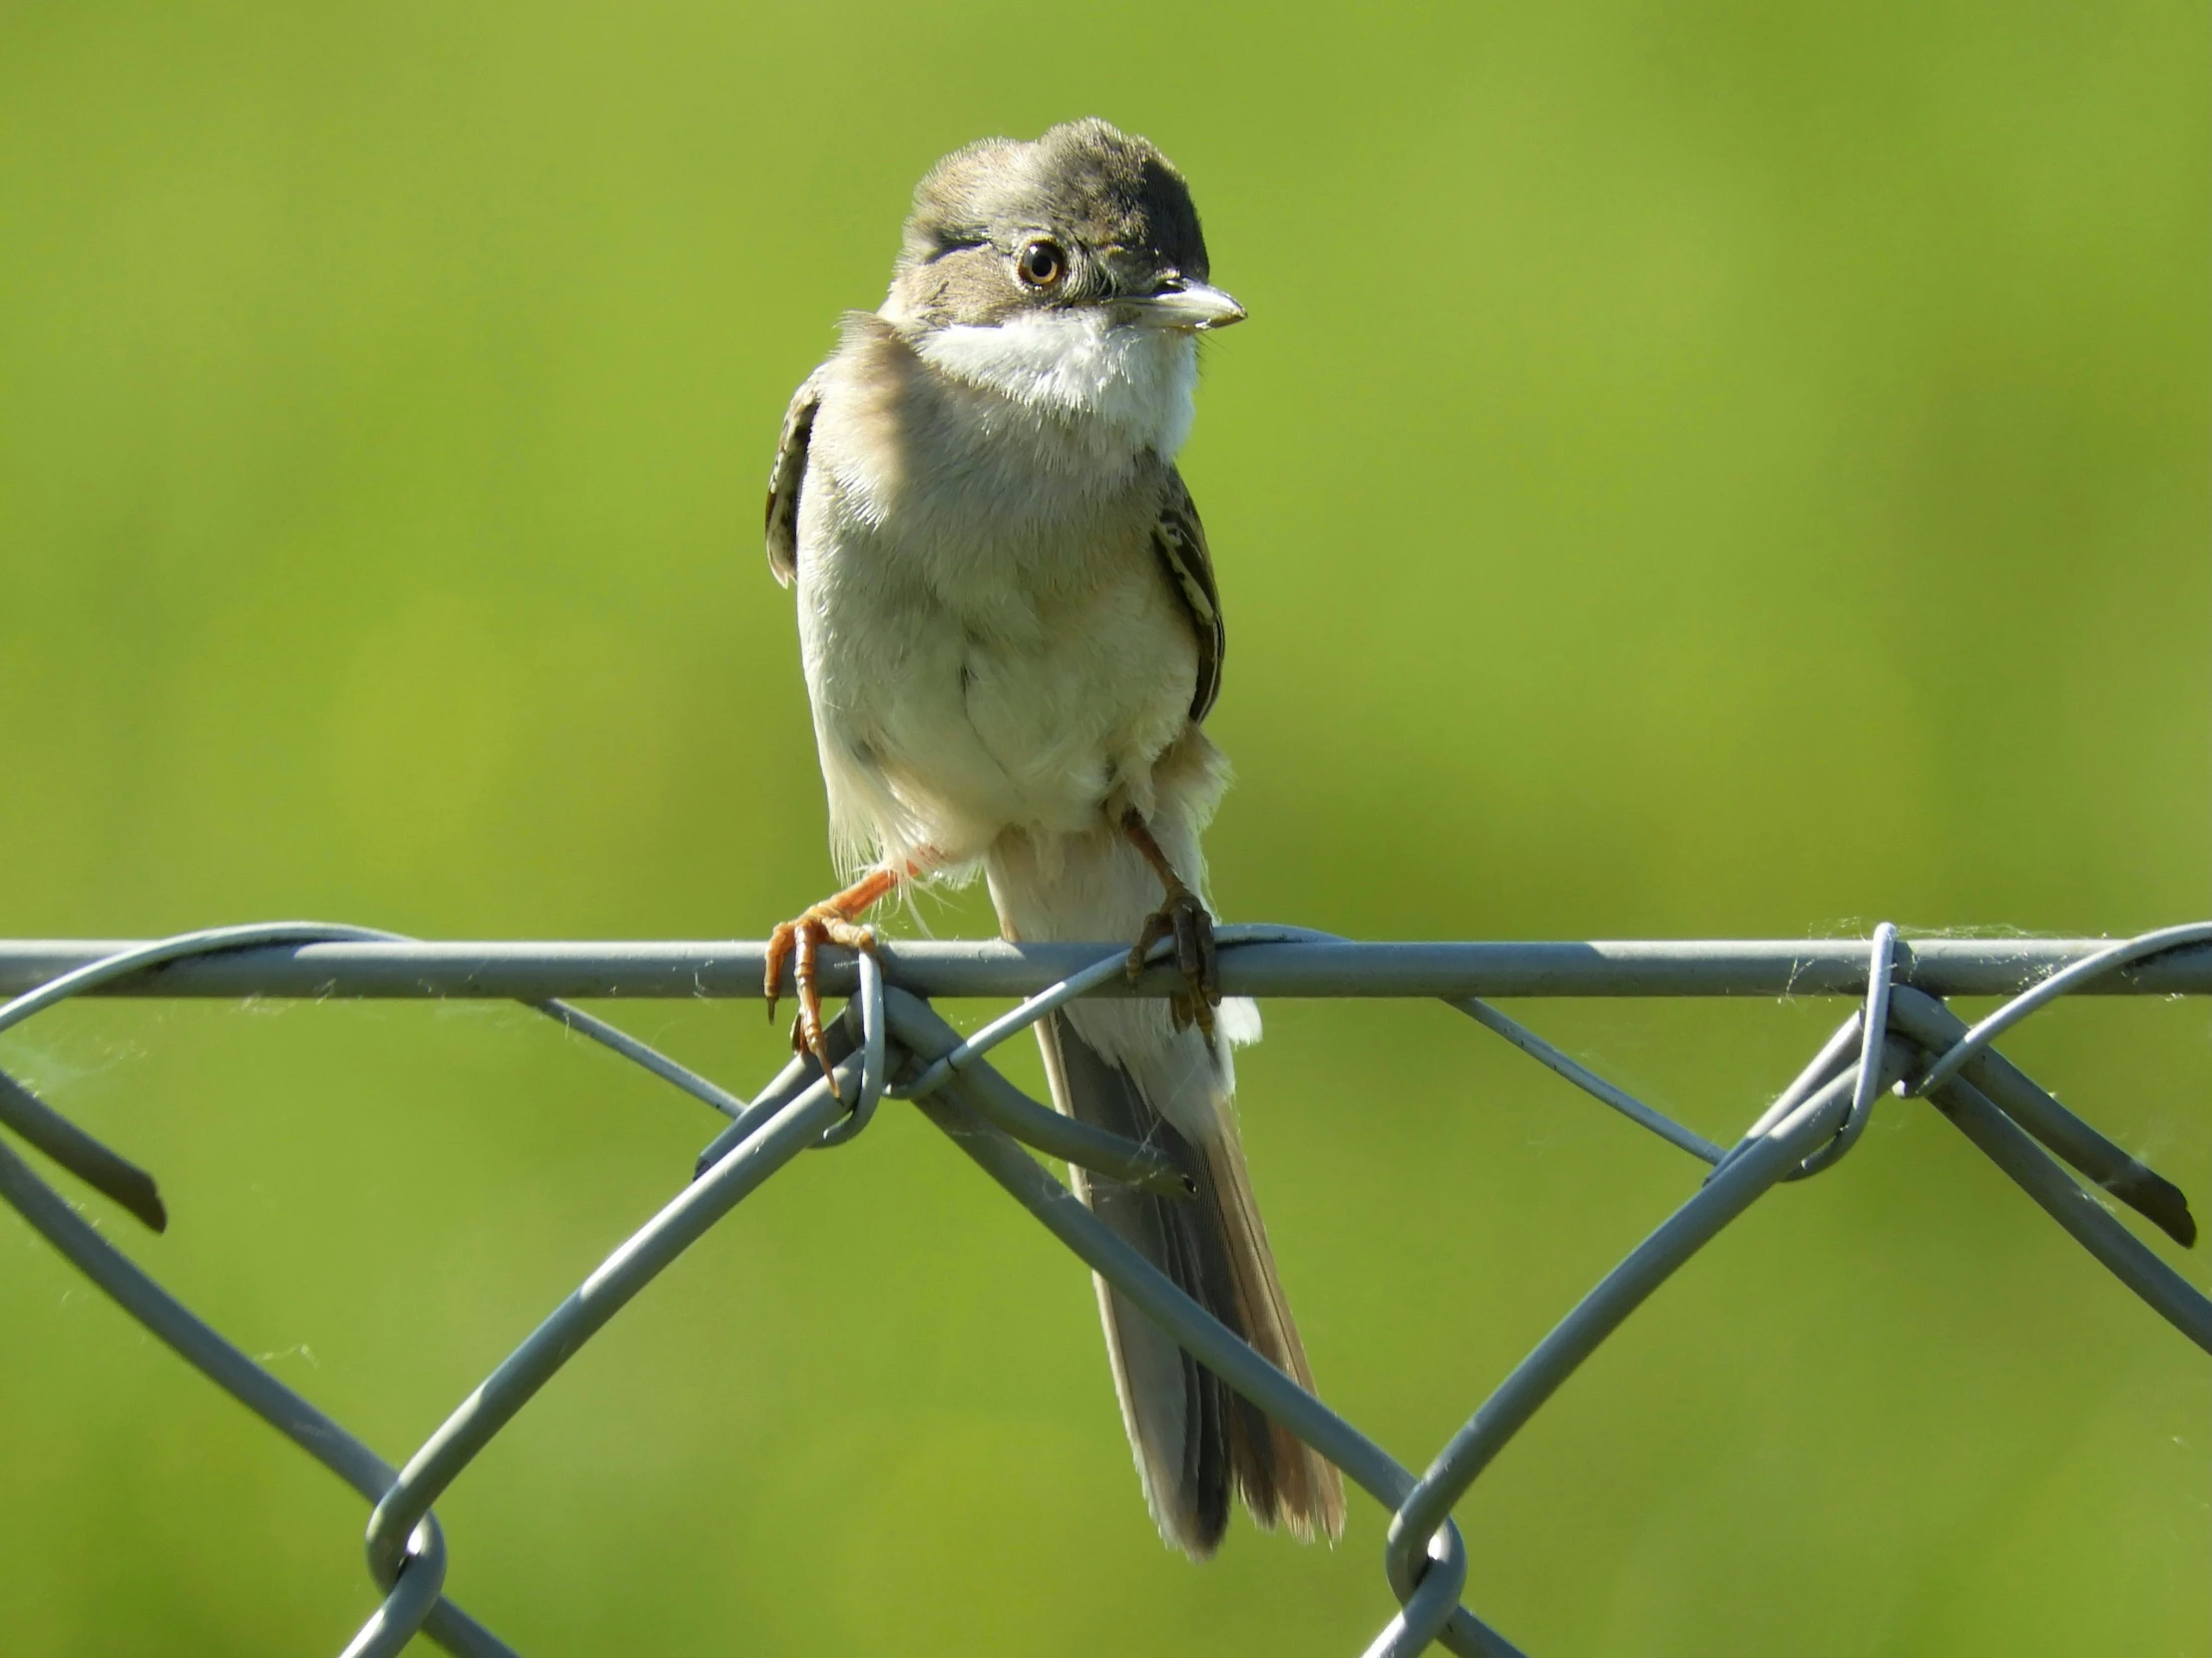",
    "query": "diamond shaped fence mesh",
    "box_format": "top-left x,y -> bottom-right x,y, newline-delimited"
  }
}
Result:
0,921 -> 2205,1657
